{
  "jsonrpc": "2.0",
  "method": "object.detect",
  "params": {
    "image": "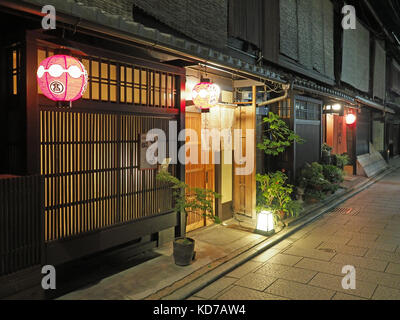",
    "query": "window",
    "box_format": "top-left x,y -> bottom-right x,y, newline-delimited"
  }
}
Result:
37,48 -> 178,109
8,45 -> 21,96
295,99 -> 321,121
